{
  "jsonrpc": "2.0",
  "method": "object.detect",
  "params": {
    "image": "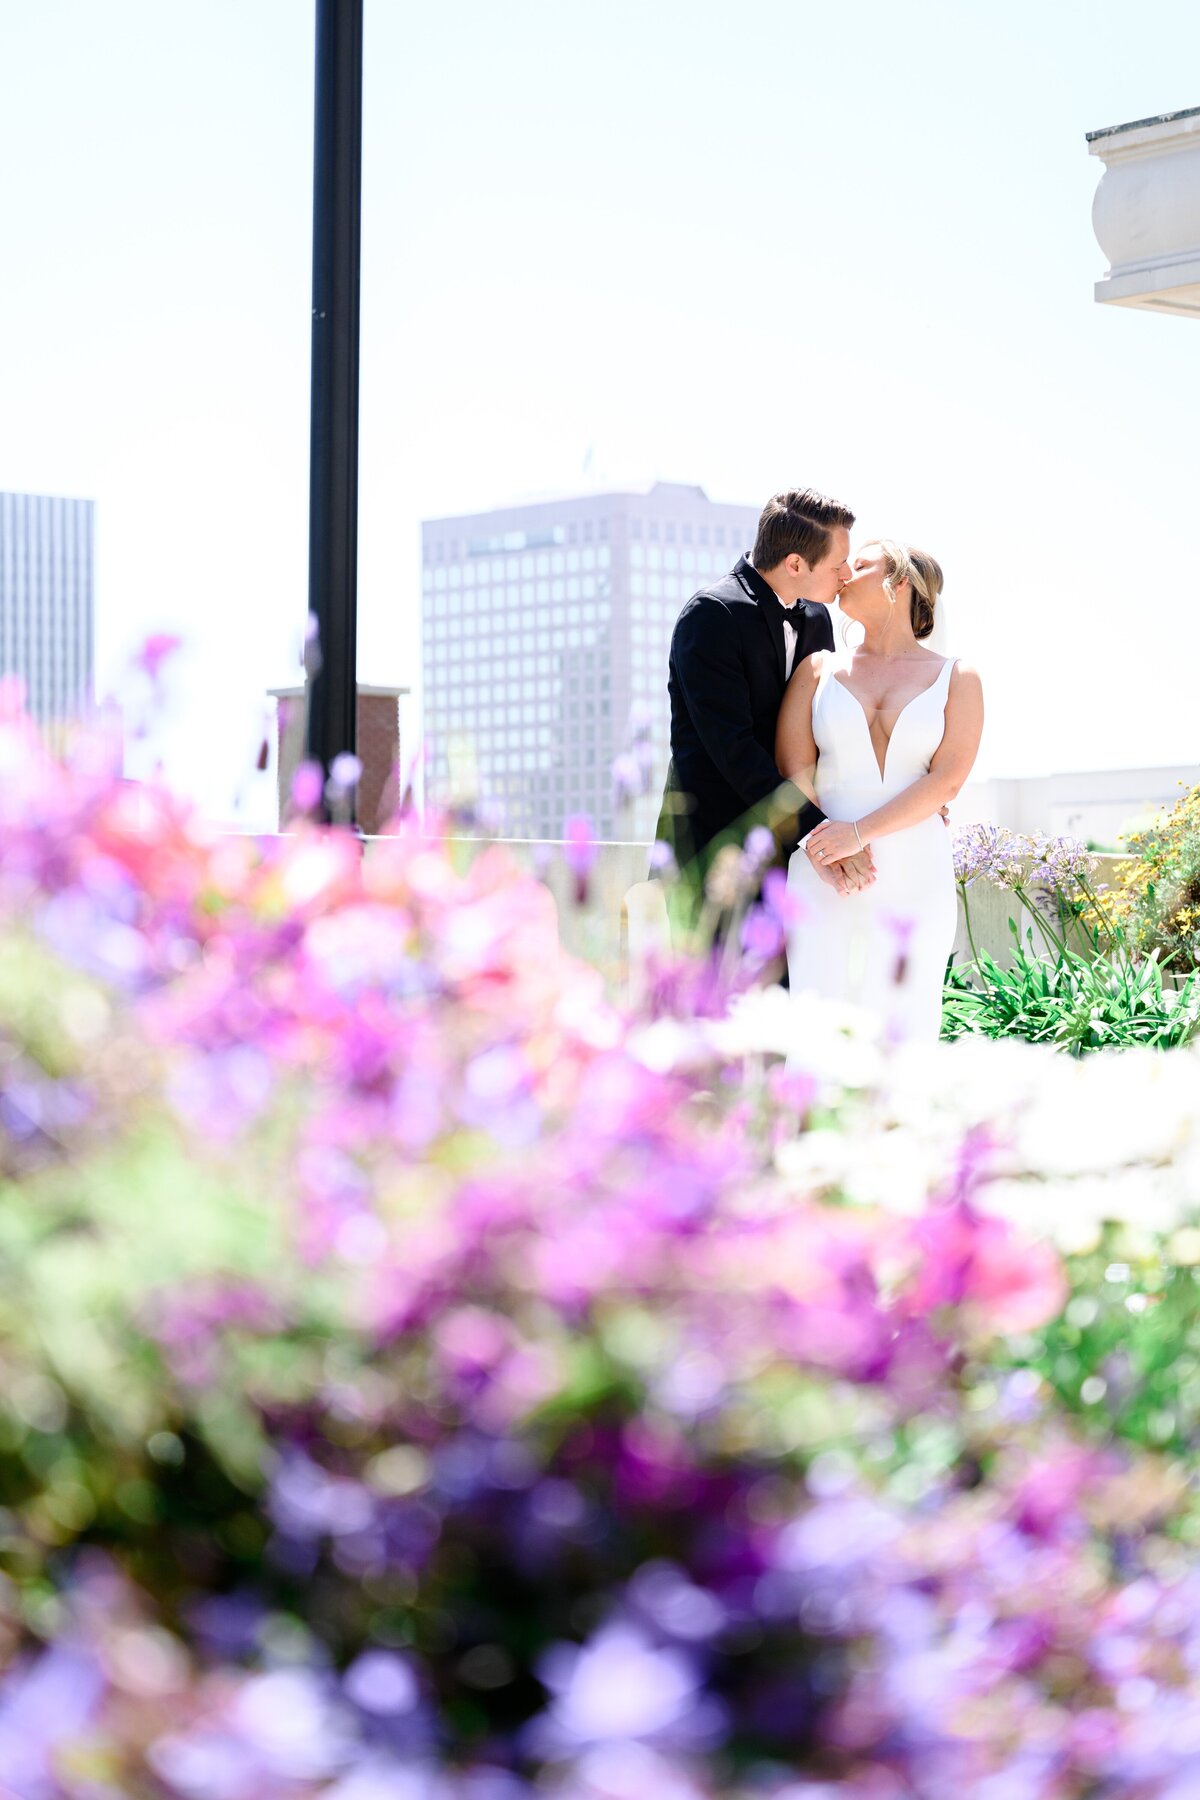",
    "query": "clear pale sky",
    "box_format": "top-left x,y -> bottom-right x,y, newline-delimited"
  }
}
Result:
1,0 -> 1197,826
